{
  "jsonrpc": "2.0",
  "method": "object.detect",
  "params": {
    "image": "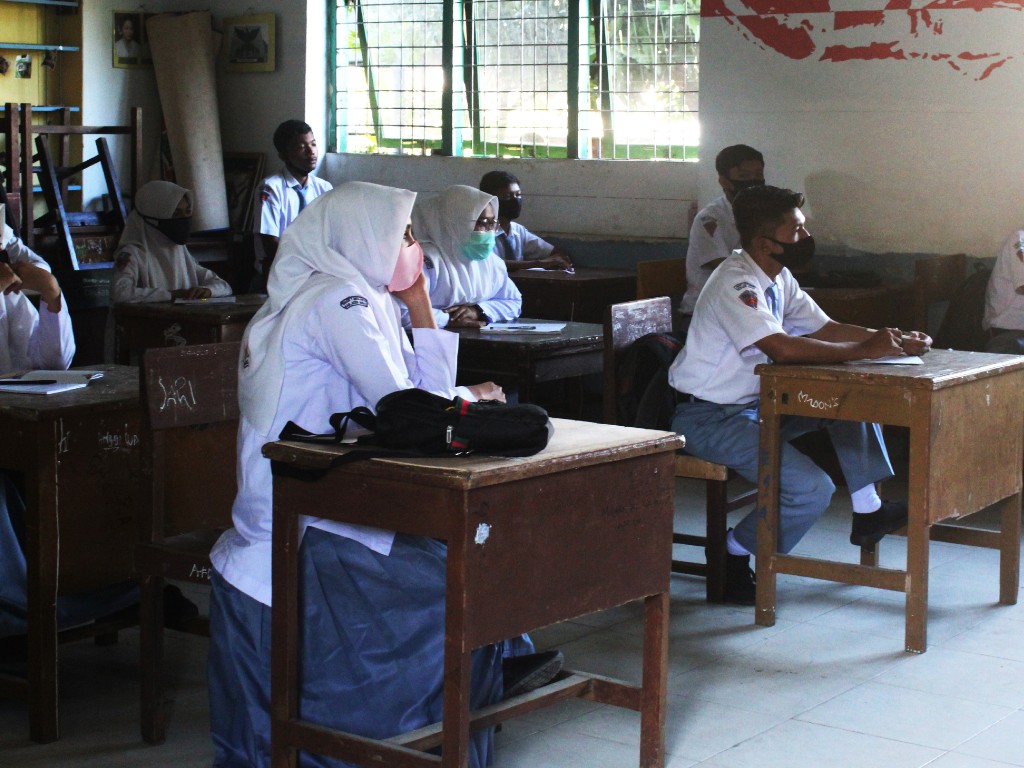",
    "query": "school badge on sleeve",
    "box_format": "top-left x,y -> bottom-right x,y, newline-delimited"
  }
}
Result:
738,289 -> 759,309
340,296 -> 369,310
